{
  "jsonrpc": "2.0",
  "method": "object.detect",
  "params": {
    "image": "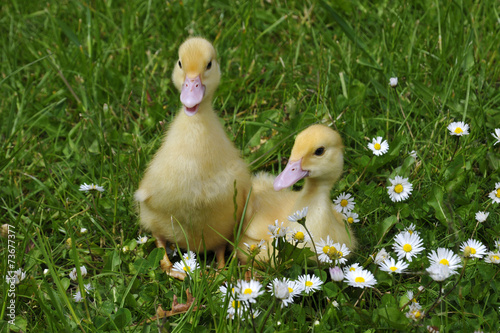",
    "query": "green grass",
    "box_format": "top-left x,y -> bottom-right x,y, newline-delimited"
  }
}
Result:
1,0 -> 500,331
